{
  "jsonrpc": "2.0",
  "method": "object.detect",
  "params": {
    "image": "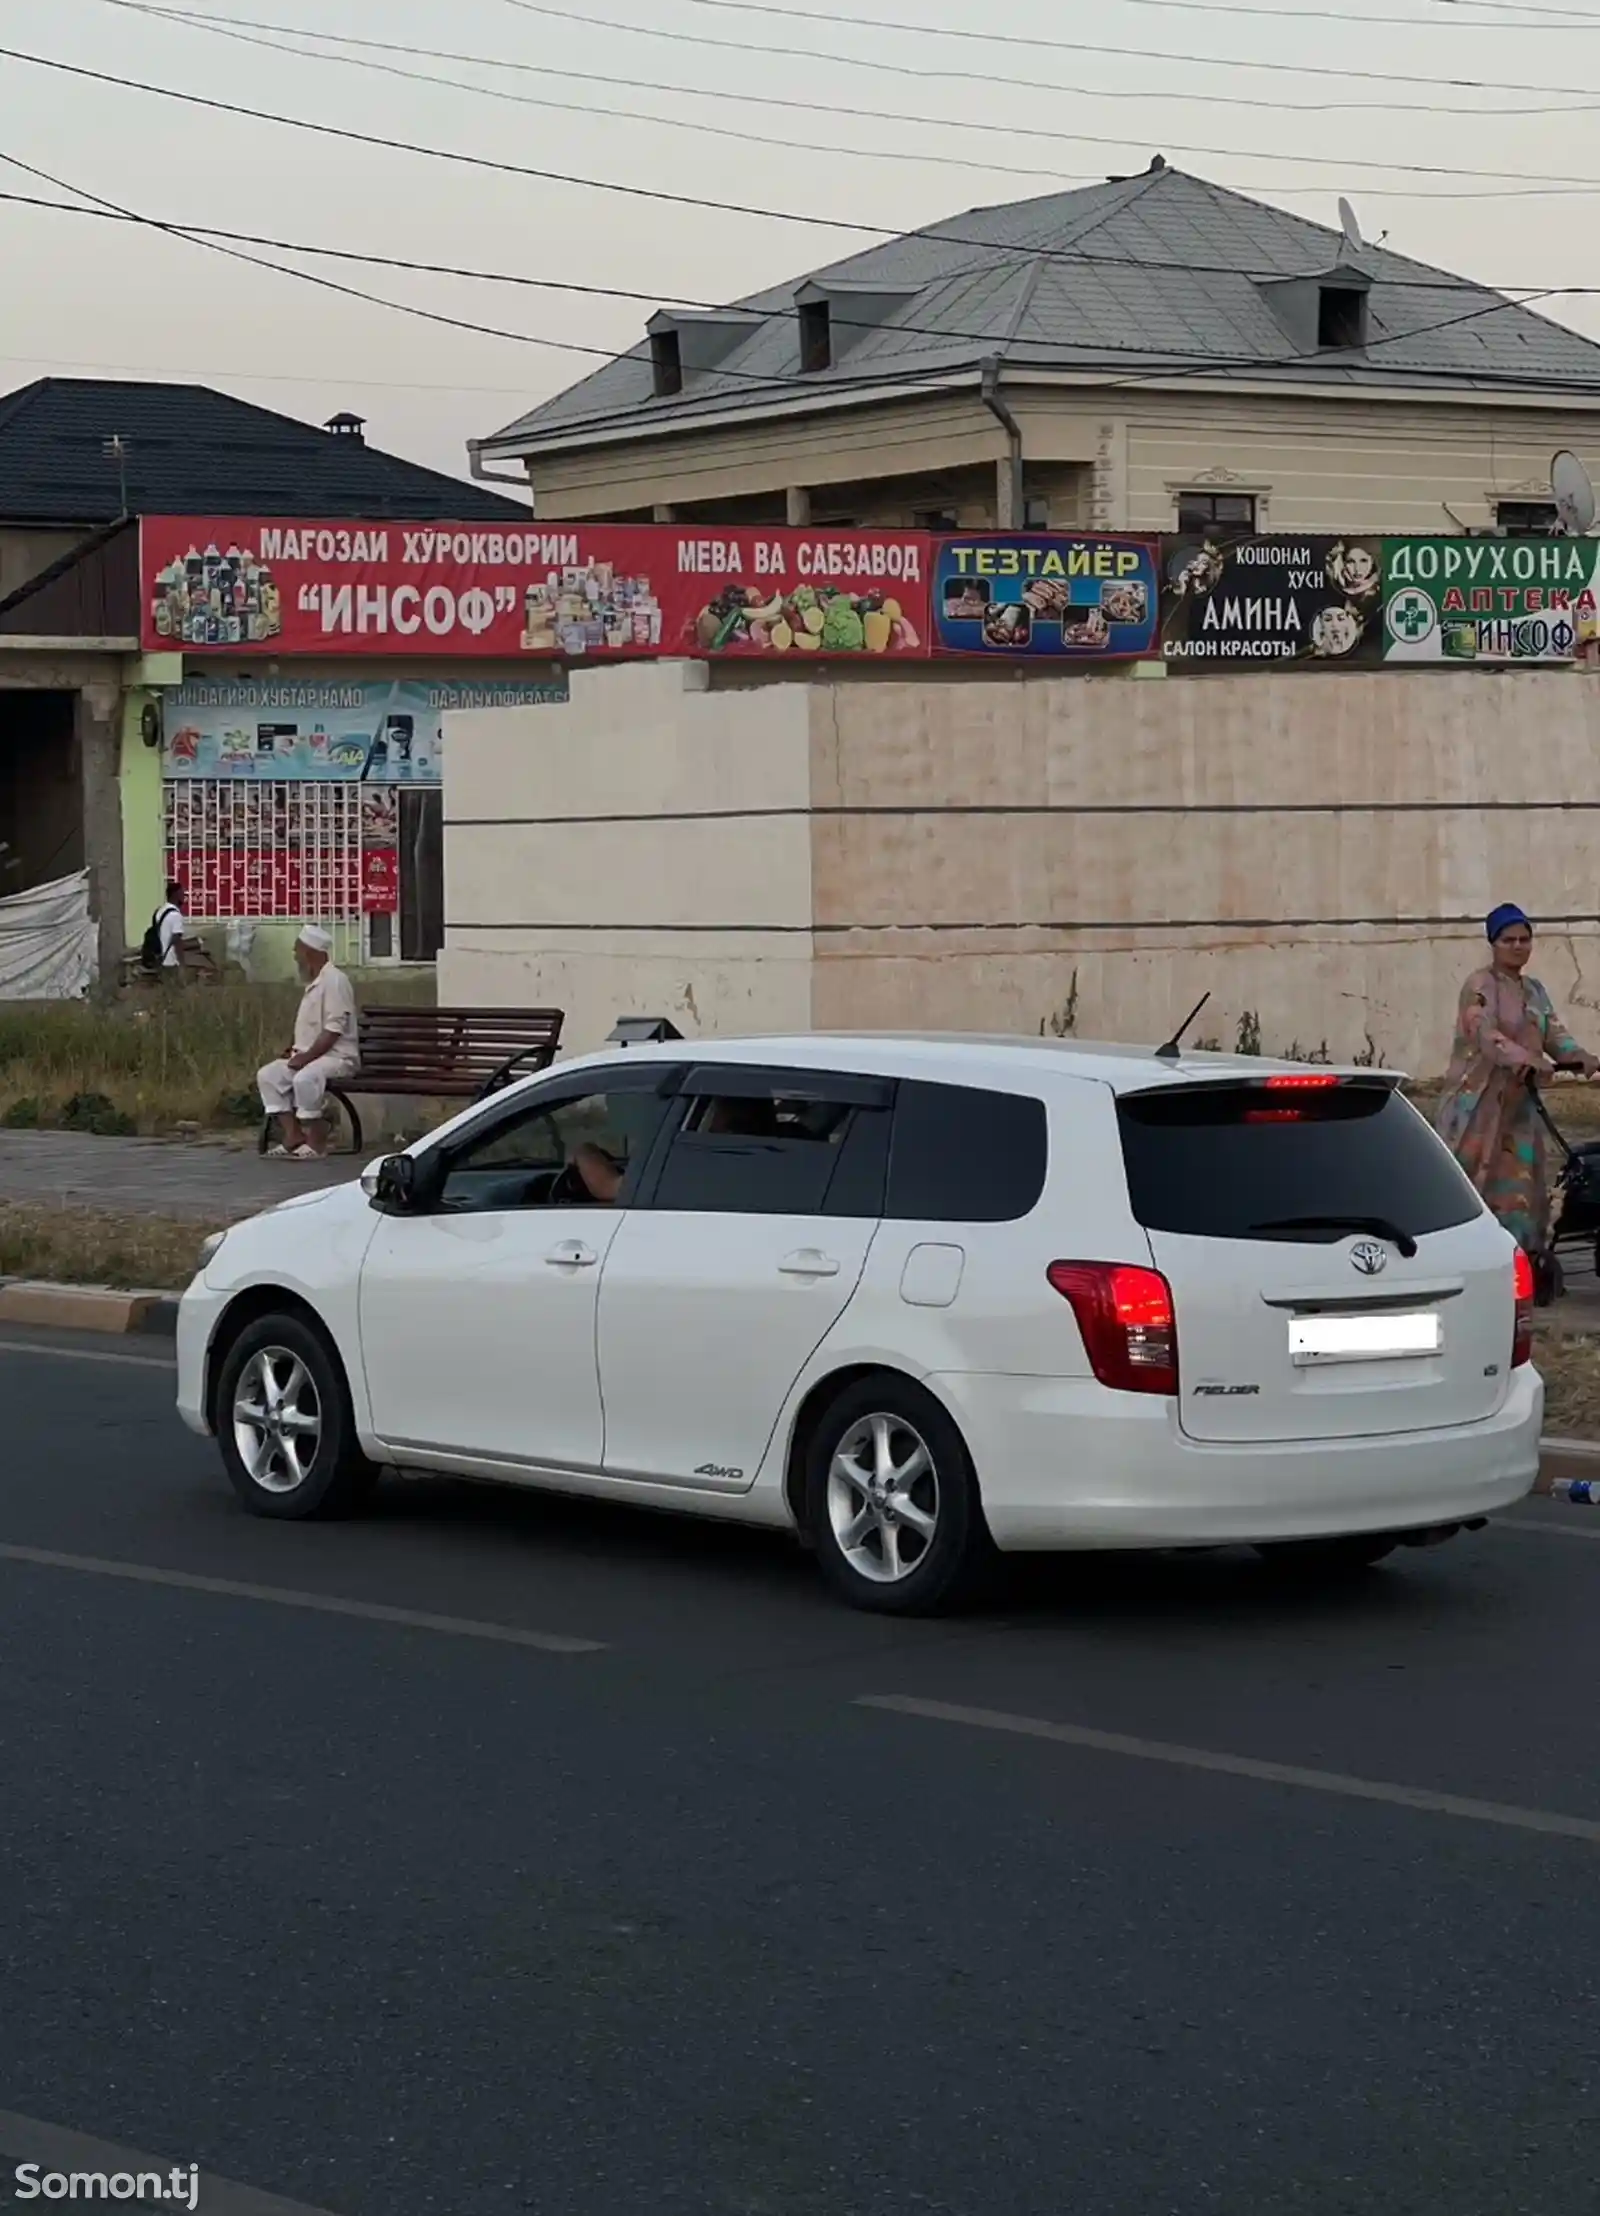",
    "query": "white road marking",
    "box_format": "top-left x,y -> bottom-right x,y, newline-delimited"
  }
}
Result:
857,1694 -> 1600,1844
0,1336 -> 174,1368
0,2108 -> 338,2213
0,1544 -> 606,1653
